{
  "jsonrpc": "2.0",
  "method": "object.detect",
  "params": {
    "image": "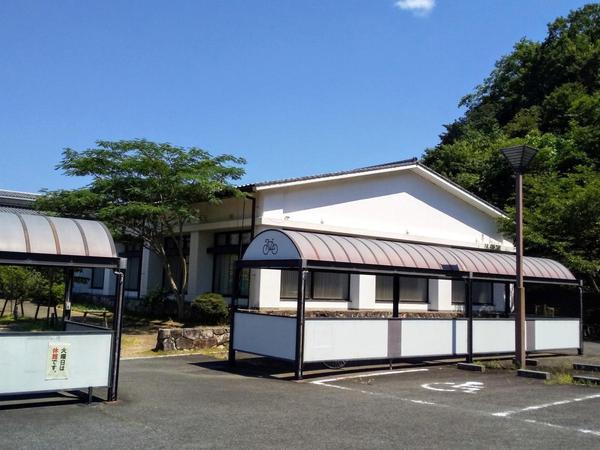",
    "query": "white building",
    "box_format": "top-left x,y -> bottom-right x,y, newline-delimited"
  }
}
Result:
3,158 -> 516,313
